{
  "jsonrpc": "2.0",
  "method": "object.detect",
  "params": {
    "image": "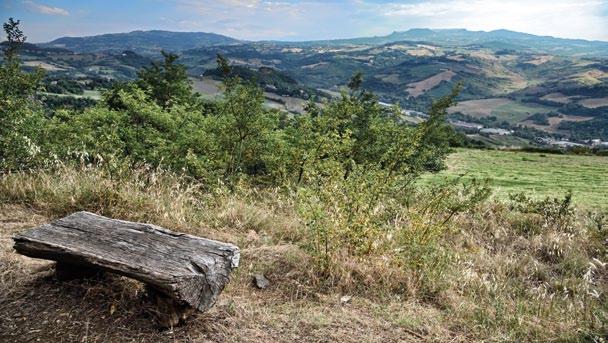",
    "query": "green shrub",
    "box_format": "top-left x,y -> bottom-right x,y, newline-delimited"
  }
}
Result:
508,191 -> 576,233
